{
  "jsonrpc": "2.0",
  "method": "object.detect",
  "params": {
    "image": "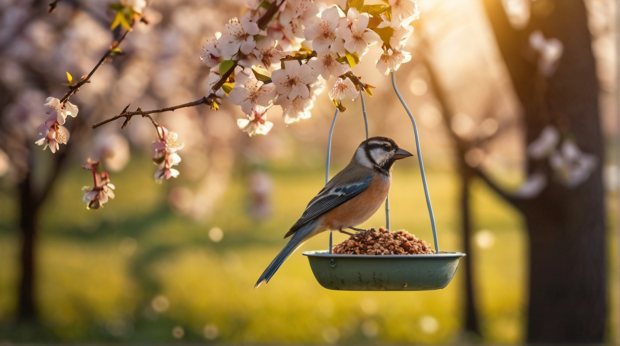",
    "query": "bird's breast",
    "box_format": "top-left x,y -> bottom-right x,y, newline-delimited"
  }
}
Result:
322,174 -> 390,230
